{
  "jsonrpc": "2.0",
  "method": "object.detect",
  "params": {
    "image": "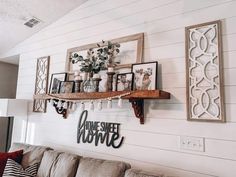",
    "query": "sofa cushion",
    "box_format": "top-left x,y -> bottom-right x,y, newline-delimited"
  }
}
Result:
37,150 -> 81,177
9,142 -> 52,169
37,150 -> 60,177
75,157 -> 131,177
50,152 -> 81,177
125,169 -> 163,177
